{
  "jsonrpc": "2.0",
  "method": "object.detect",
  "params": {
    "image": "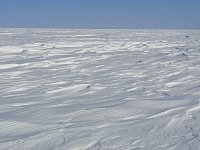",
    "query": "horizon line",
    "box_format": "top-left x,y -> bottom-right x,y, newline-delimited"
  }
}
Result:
0,27 -> 200,30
